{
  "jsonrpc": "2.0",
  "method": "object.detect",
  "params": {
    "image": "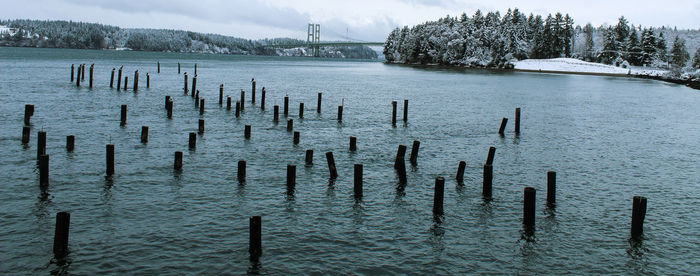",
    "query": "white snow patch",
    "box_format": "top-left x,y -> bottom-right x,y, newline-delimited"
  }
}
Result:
513,58 -> 670,77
